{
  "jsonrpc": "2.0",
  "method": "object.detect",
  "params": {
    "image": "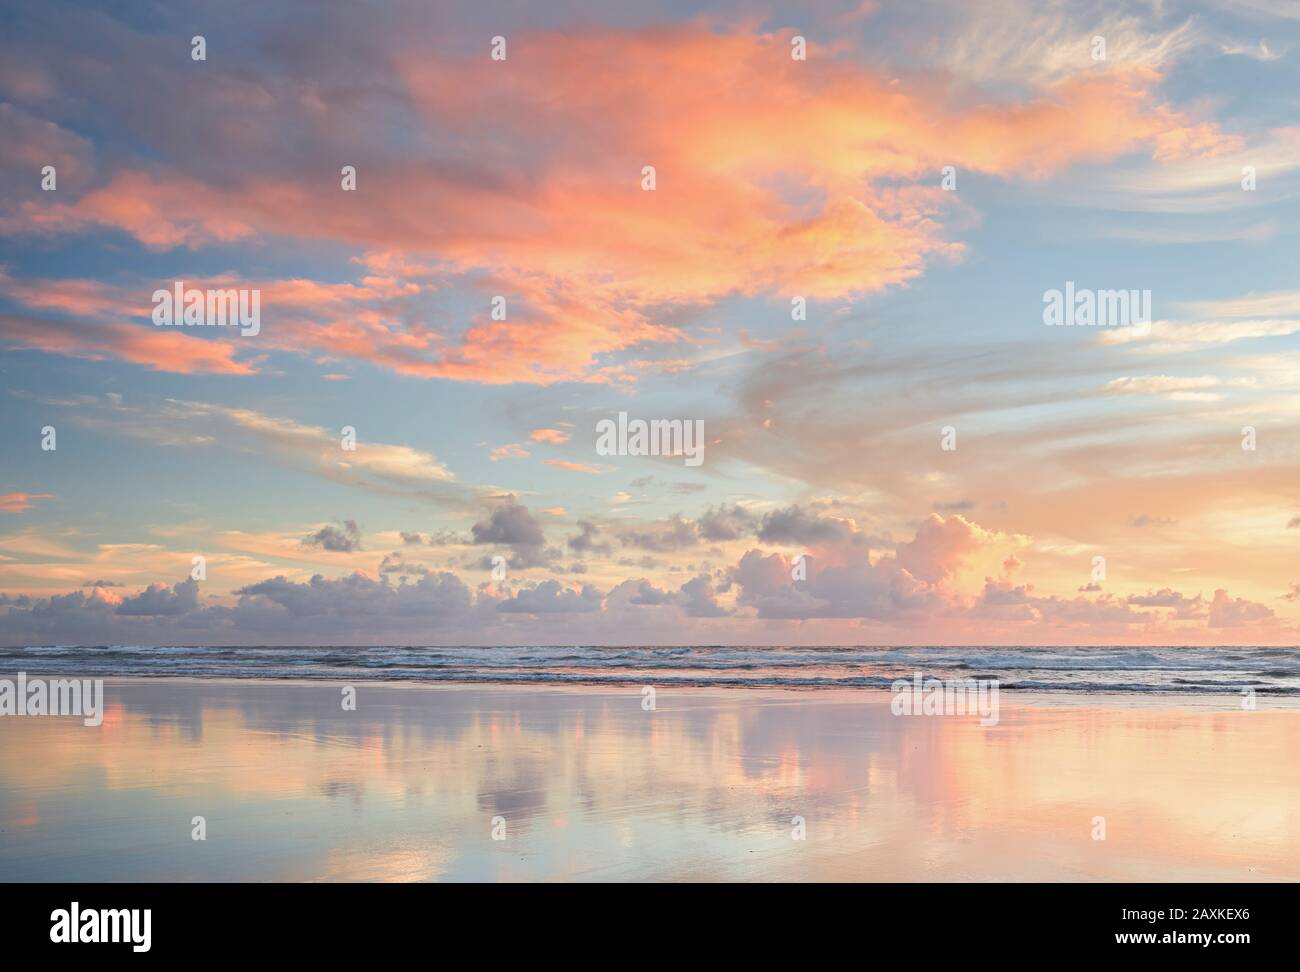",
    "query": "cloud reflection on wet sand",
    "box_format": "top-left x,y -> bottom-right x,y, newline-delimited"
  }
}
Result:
0,678 -> 1296,881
